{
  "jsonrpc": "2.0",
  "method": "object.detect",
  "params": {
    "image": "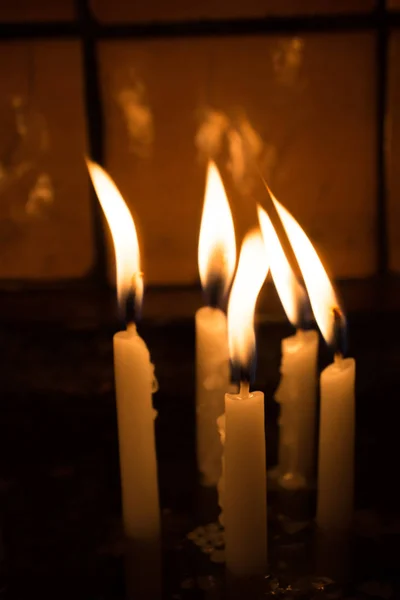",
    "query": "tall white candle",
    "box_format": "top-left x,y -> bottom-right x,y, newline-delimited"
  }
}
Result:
196,161 -> 236,486
276,329 -> 318,488
114,324 -> 160,540
114,325 -> 161,599
225,230 -> 269,581
270,197 -> 356,532
86,160 -> 161,599
196,307 -> 230,485
258,204 -> 318,489
317,356 -> 355,531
